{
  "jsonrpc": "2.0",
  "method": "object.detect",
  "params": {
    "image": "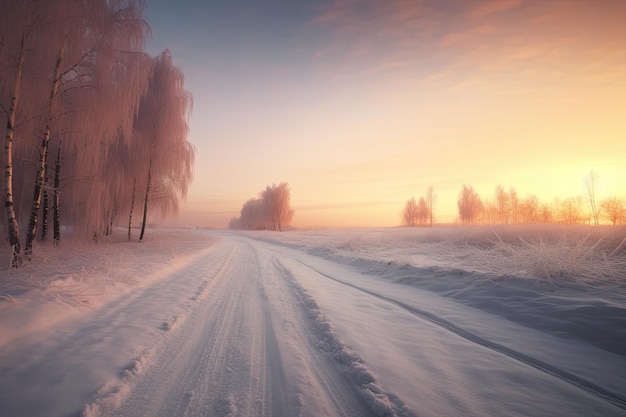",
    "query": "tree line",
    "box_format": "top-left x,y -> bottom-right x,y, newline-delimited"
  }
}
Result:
403,182 -> 626,227
402,186 -> 435,227
229,183 -> 294,231
456,183 -> 626,226
1,0 -> 194,267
